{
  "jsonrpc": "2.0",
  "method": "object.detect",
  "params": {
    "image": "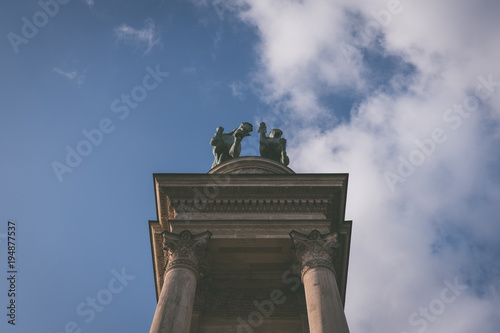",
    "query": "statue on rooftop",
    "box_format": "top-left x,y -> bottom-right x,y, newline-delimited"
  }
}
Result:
258,122 -> 289,166
210,122 -> 253,169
